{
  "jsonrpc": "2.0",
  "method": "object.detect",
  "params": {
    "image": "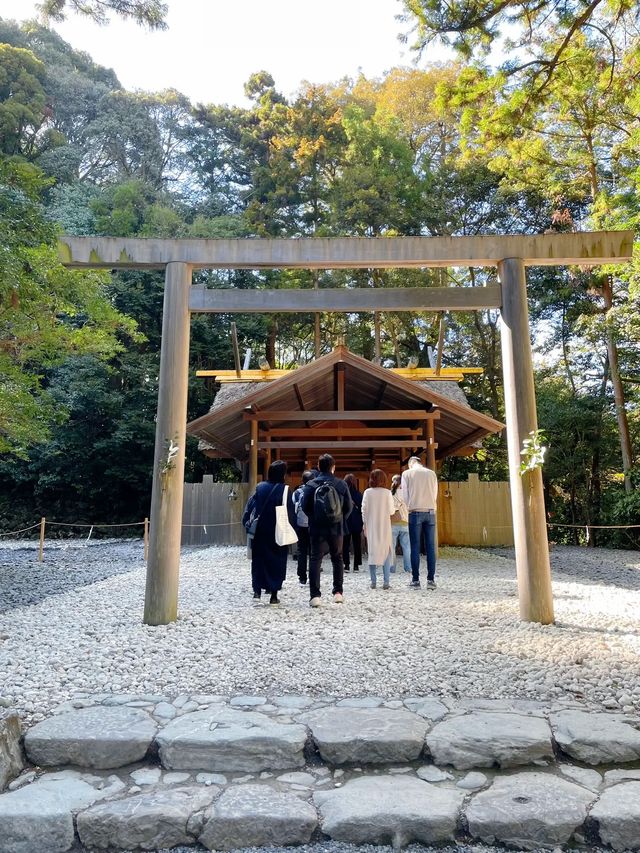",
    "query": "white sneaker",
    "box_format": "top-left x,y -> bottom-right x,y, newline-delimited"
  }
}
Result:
309,597 -> 321,608
333,593 -> 344,604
